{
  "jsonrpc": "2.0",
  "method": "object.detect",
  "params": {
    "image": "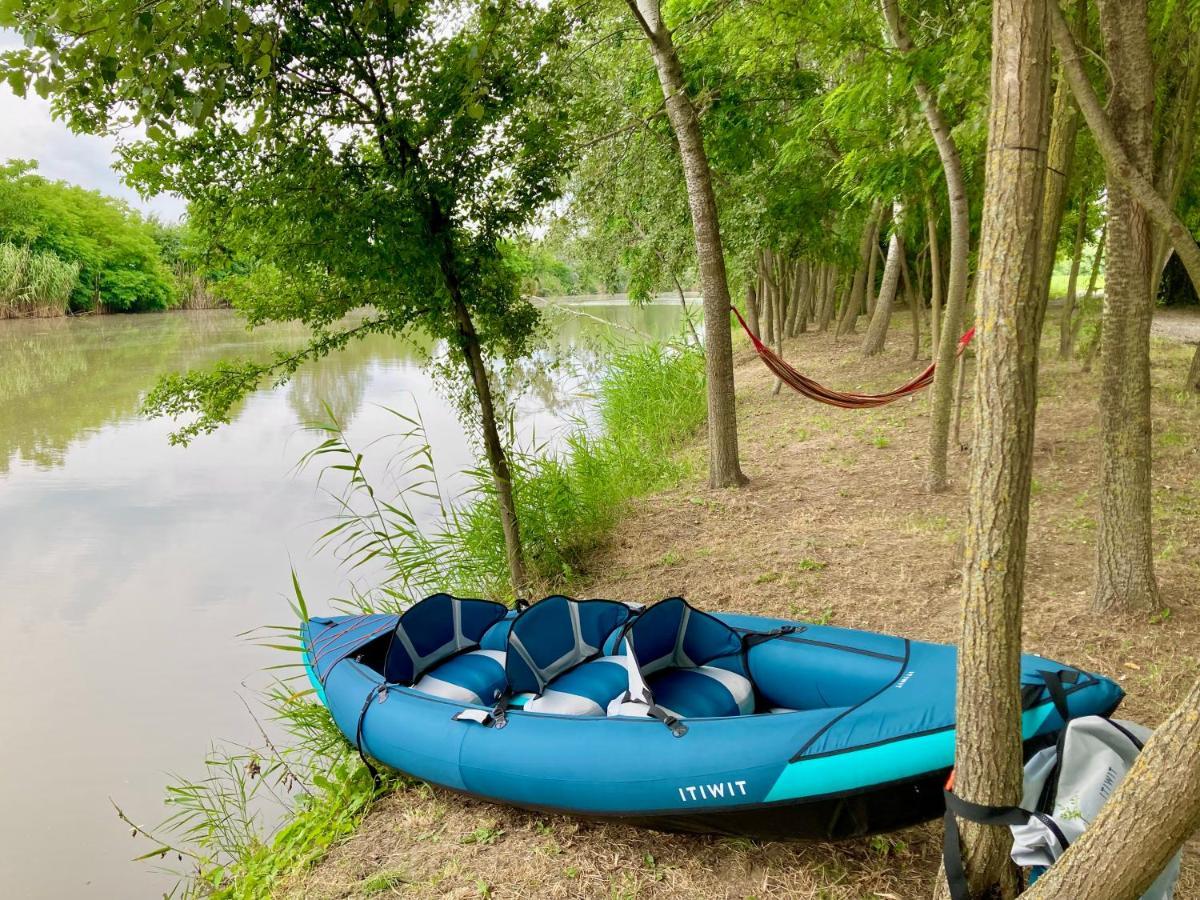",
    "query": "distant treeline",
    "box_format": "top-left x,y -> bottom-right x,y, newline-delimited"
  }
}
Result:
0,159 -> 226,317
